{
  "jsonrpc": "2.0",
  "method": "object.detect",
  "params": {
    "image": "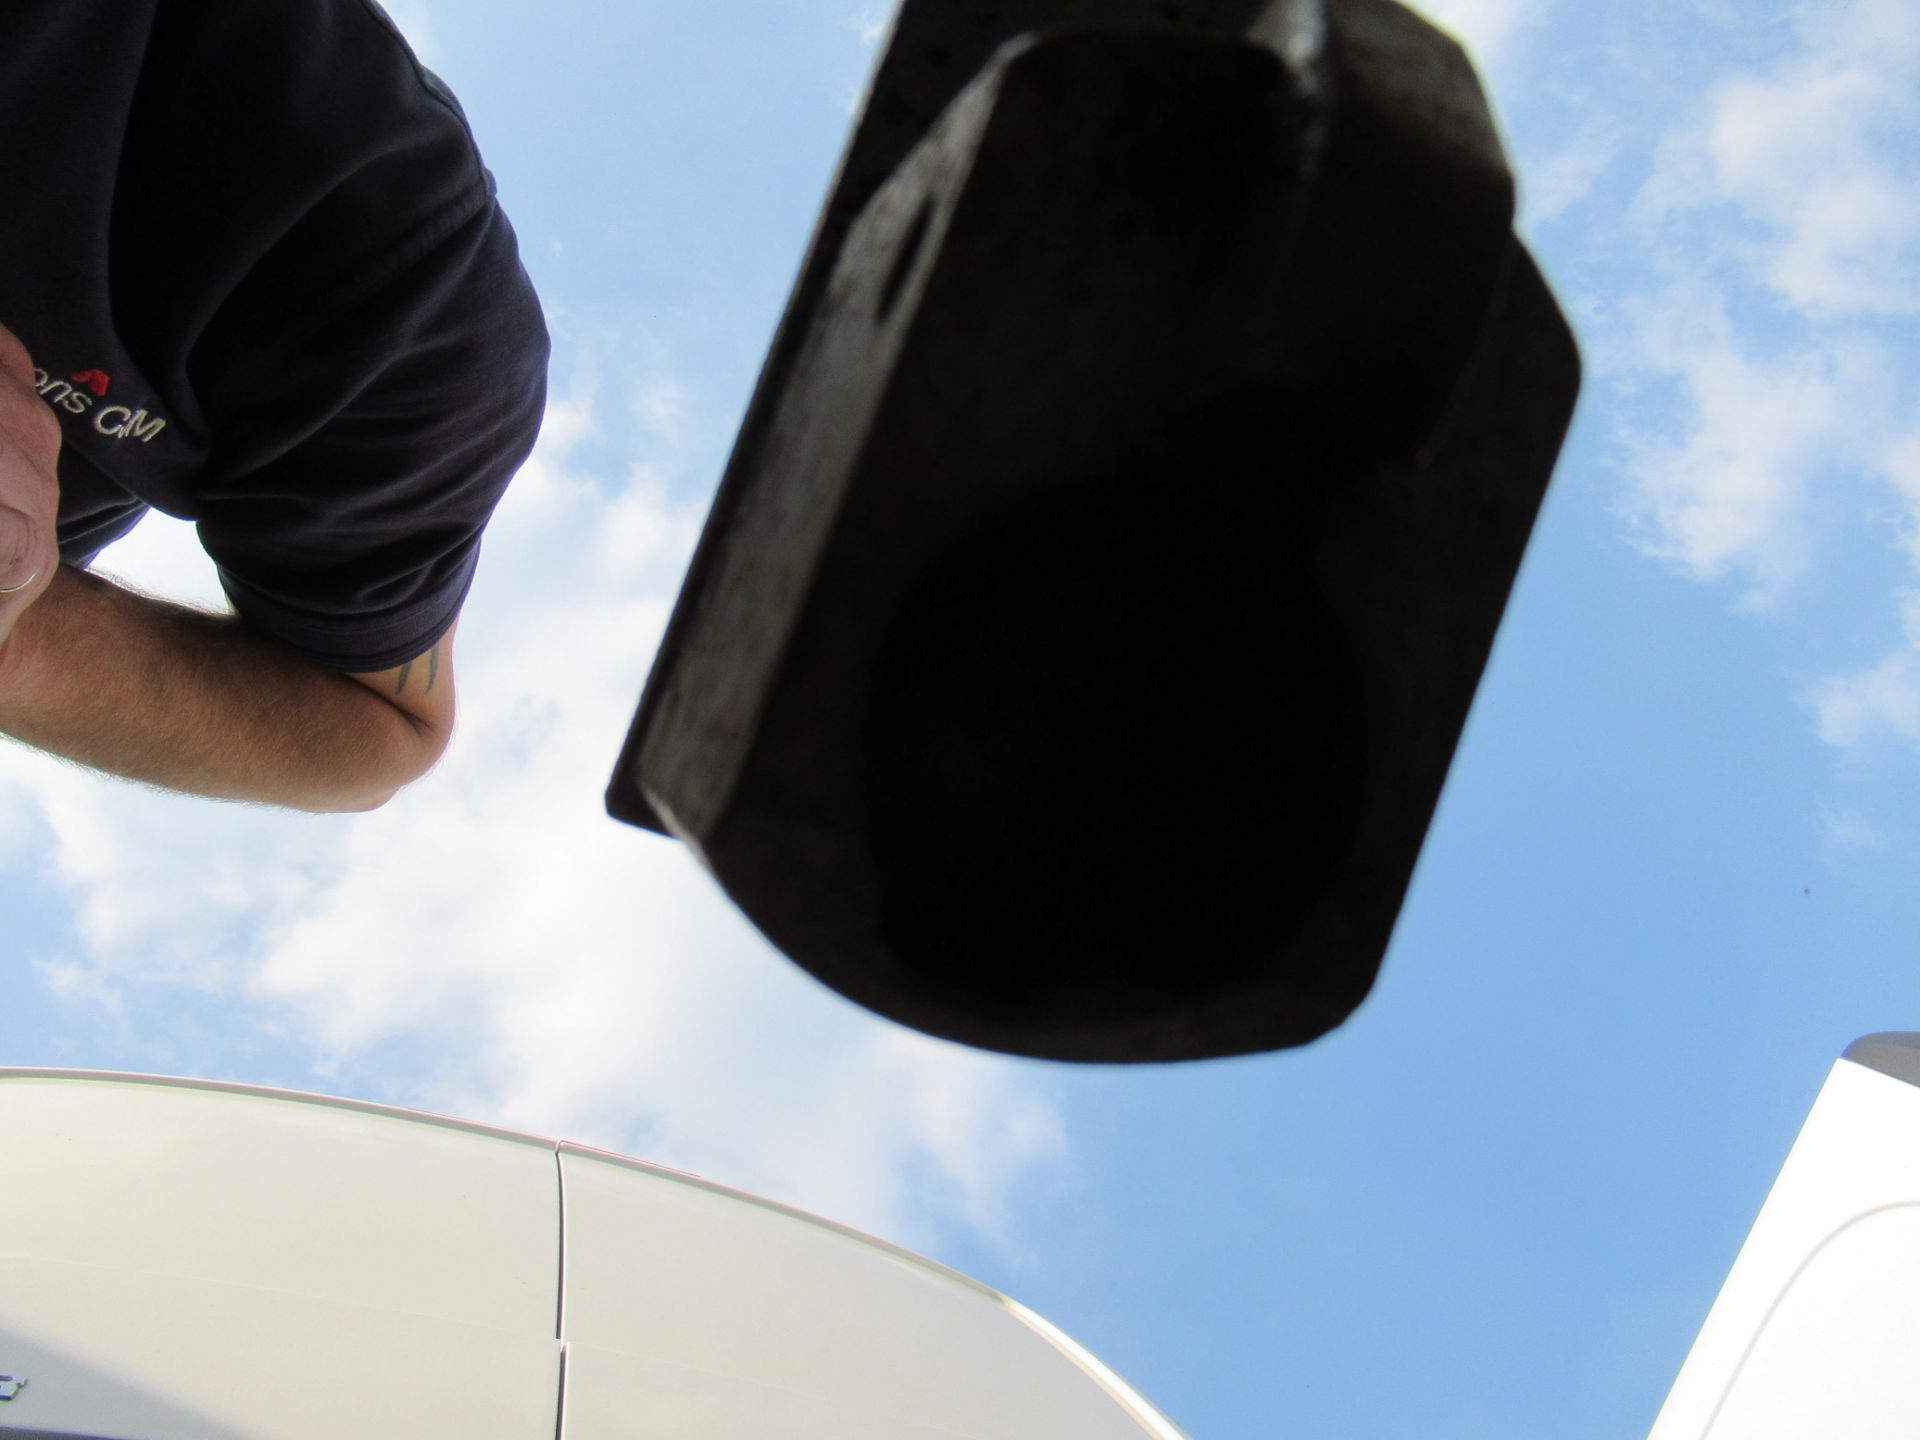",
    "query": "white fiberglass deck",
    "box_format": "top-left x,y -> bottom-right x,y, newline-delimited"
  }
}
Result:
0,1070 -> 1184,1440
1648,1035 -> 1920,1440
